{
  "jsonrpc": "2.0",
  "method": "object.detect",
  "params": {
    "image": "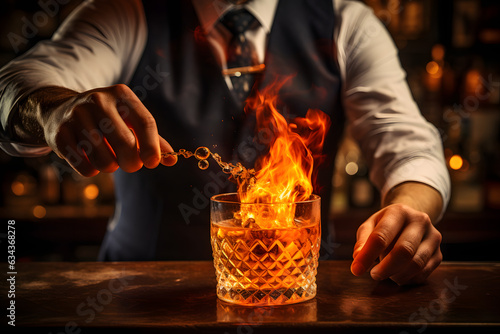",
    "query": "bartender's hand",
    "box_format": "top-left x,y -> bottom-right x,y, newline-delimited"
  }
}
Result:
351,182 -> 443,285
12,85 -> 177,176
